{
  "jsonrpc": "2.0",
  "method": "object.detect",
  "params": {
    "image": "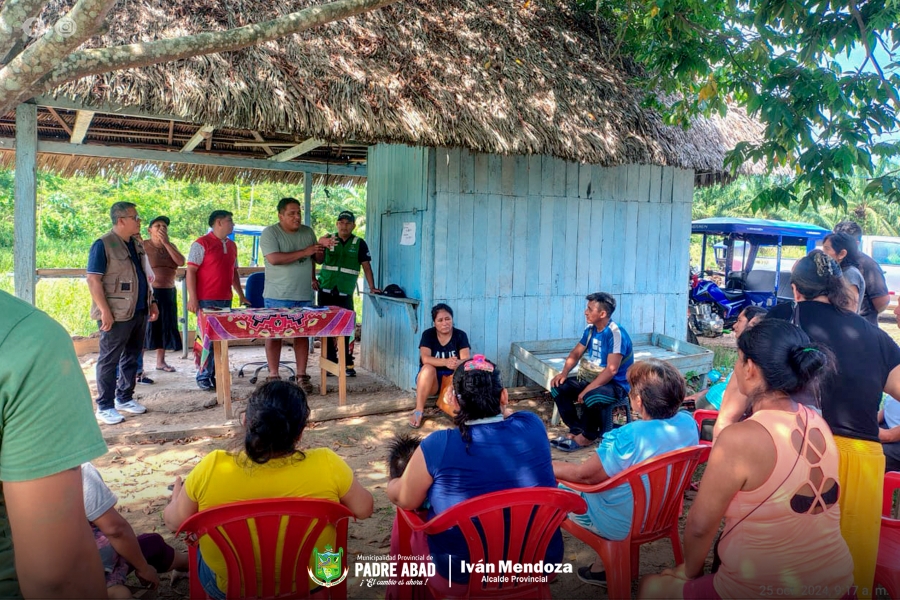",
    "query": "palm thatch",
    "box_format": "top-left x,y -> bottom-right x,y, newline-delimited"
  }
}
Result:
26,0 -> 763,178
